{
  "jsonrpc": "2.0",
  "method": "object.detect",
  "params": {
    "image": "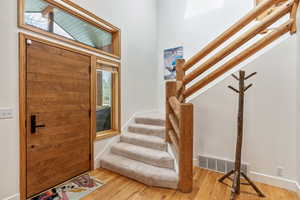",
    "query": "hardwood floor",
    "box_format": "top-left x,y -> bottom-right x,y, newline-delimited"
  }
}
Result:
84,167 -> 299,200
